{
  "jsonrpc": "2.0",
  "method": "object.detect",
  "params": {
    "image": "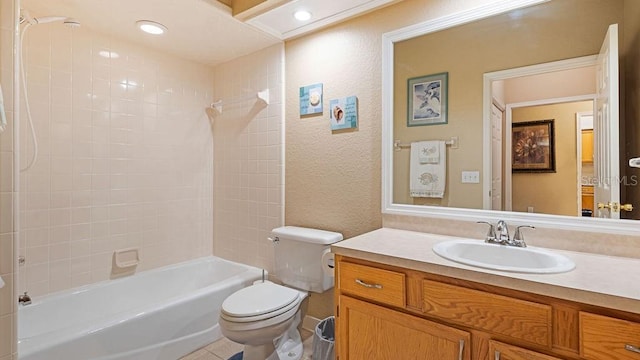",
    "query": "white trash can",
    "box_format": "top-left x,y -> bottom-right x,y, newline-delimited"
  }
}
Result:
312,316 -> 335,360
